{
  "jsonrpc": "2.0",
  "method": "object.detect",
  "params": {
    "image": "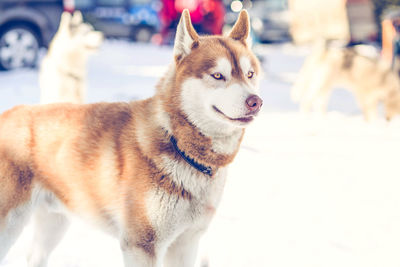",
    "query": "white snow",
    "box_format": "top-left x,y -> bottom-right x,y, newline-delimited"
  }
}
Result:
1,40 -> 400,267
